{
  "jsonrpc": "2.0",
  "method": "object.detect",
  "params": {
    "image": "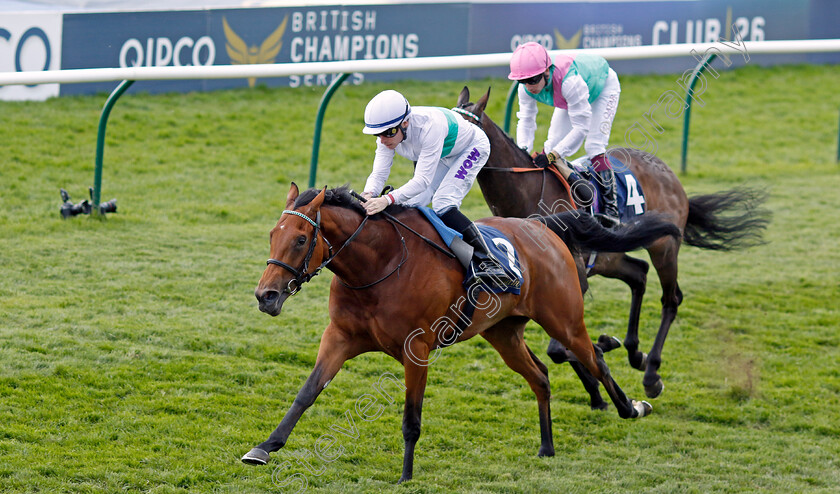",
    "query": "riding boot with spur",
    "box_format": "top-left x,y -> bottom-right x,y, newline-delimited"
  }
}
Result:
438,208 -> 514,287
591,154 -> 620,227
